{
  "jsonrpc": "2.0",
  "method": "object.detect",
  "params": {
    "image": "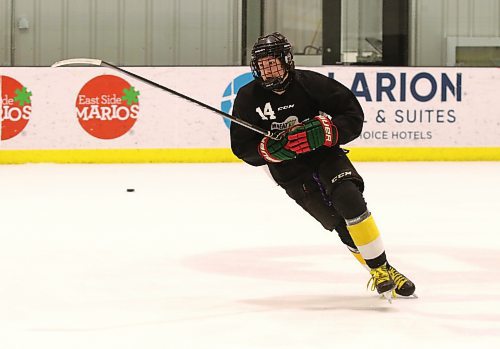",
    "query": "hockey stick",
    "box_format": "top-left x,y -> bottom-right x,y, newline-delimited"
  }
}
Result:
51,58 -> 278,140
